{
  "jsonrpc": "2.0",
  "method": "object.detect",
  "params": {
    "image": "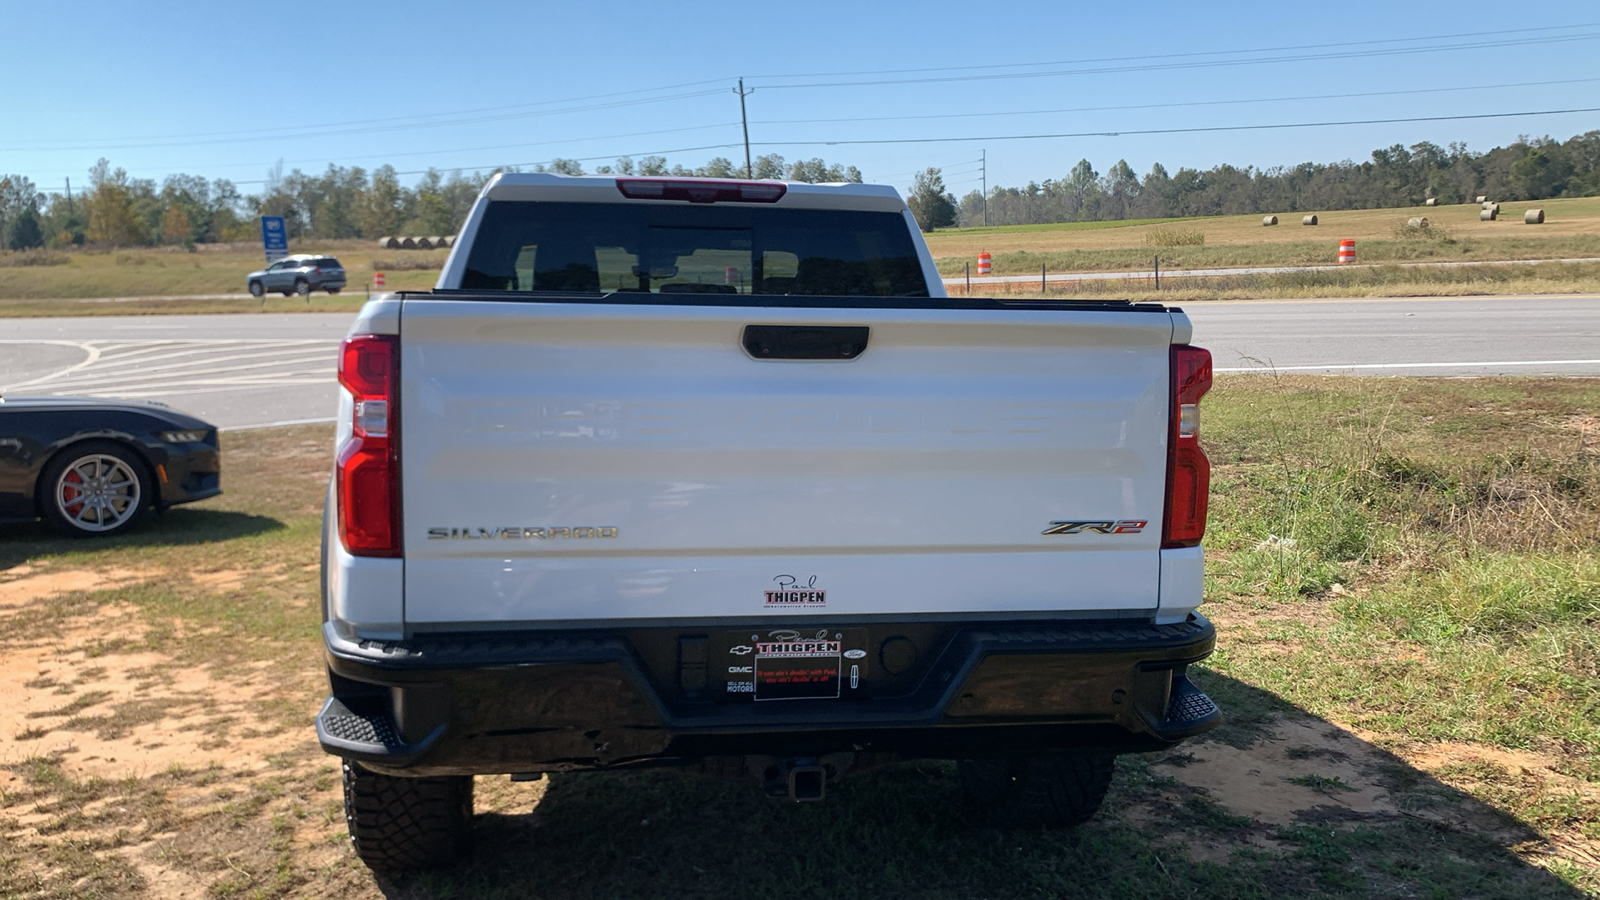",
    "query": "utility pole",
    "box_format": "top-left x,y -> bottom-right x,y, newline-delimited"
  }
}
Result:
734,78 -> 755,179
65,177 -> 73,215
980,149 -> 987,227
